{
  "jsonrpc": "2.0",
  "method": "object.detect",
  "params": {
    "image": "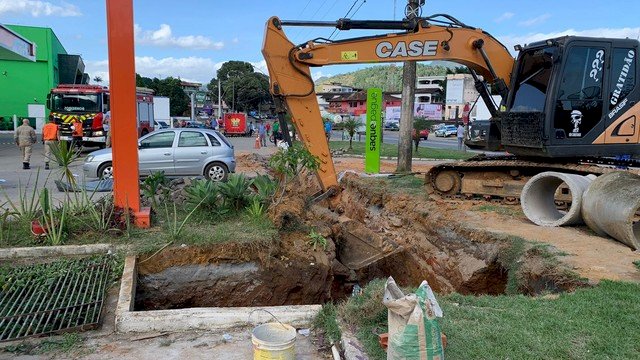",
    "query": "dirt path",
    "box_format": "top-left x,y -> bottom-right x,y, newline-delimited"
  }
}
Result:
449,200 -> 640,284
